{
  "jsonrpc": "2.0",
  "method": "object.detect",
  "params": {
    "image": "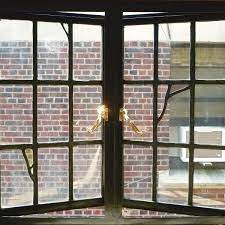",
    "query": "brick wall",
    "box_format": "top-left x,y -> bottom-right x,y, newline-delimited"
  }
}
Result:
1,40 -> 224,217
0,40 -> 170,216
